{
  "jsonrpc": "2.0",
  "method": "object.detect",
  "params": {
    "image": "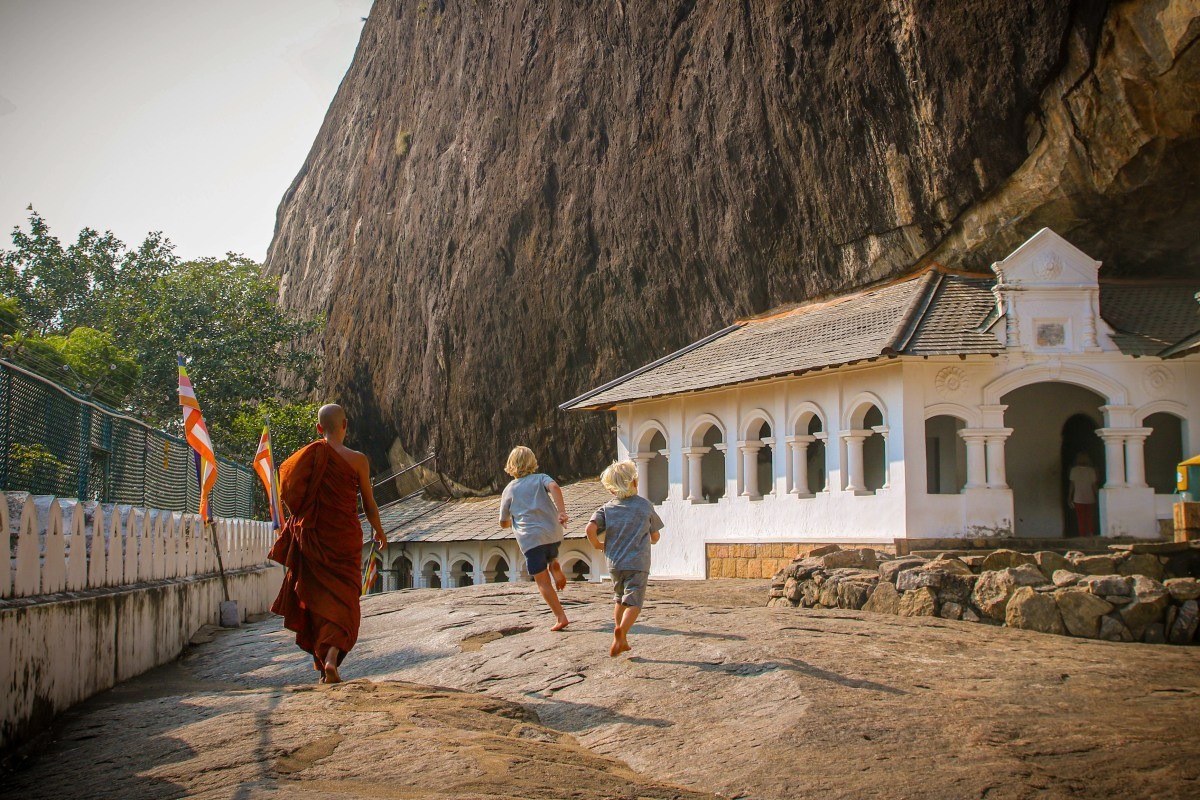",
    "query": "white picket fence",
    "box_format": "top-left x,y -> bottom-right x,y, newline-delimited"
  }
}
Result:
1,492 -> 275,600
